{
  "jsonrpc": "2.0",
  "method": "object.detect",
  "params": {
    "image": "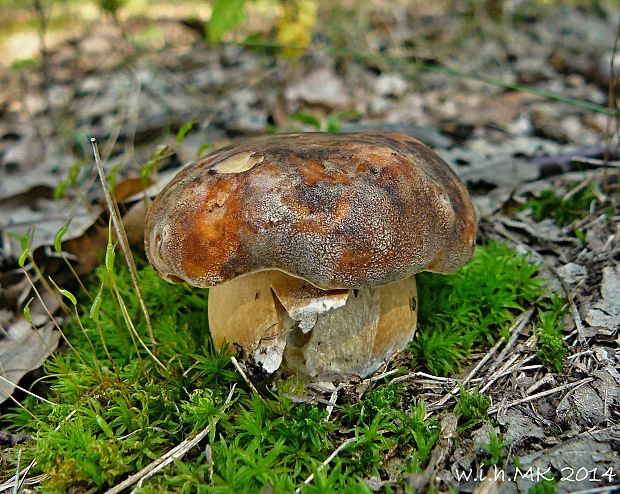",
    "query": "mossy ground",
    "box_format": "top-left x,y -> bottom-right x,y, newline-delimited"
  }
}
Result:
522,182 -> 614,231
1,241 -> 568,493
